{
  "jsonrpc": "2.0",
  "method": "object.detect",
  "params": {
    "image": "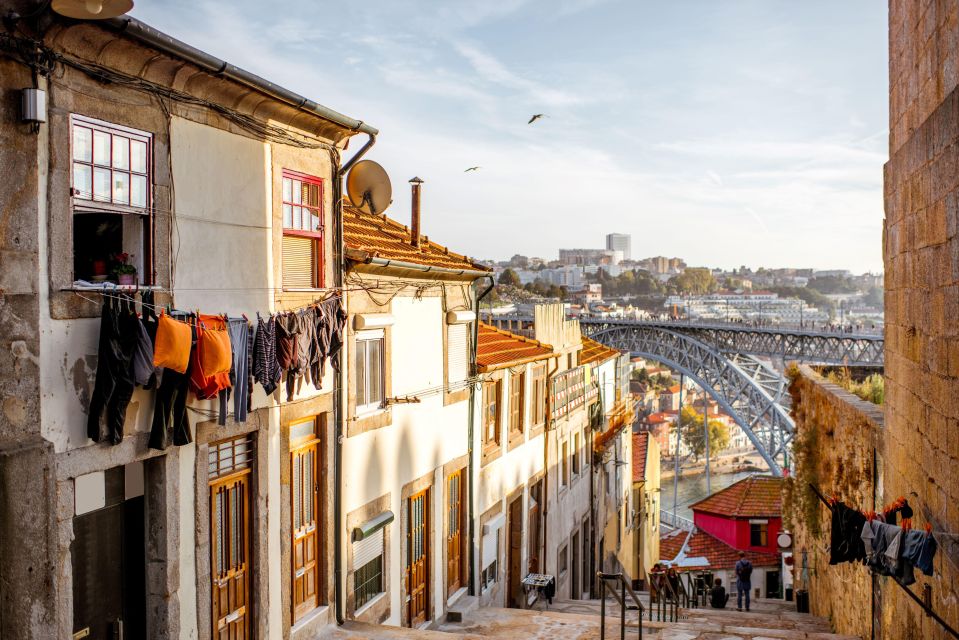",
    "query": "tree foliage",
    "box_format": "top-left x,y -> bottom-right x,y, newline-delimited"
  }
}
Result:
807,275 -> 858,294
667,268 -> 718,295
678,406 -> 730,460
588,268 -> 664,297
498,268 -> 521,287
863,286 -> 883,309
